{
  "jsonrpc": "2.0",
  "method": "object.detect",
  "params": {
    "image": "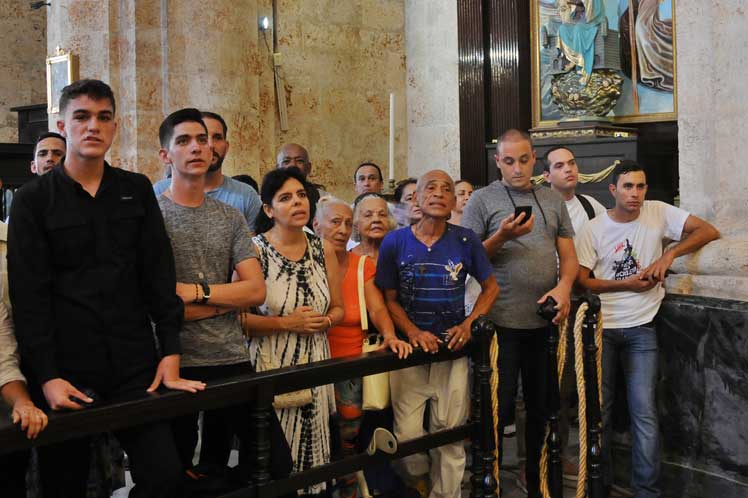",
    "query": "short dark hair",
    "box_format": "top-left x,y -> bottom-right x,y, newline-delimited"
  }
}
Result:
255,167 -> 314,234
159,108 -> 207,148
59,79 -> 116,116
394,177 -> 417,202
543,145 -> 575,172
610,160 -> 647,185
233,174 -> 258,193
455,179 -> 473,189
353,162 -> 383,182
34,132 -> 66,153
201,111 -> 228,138
496,129 -> 532,151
